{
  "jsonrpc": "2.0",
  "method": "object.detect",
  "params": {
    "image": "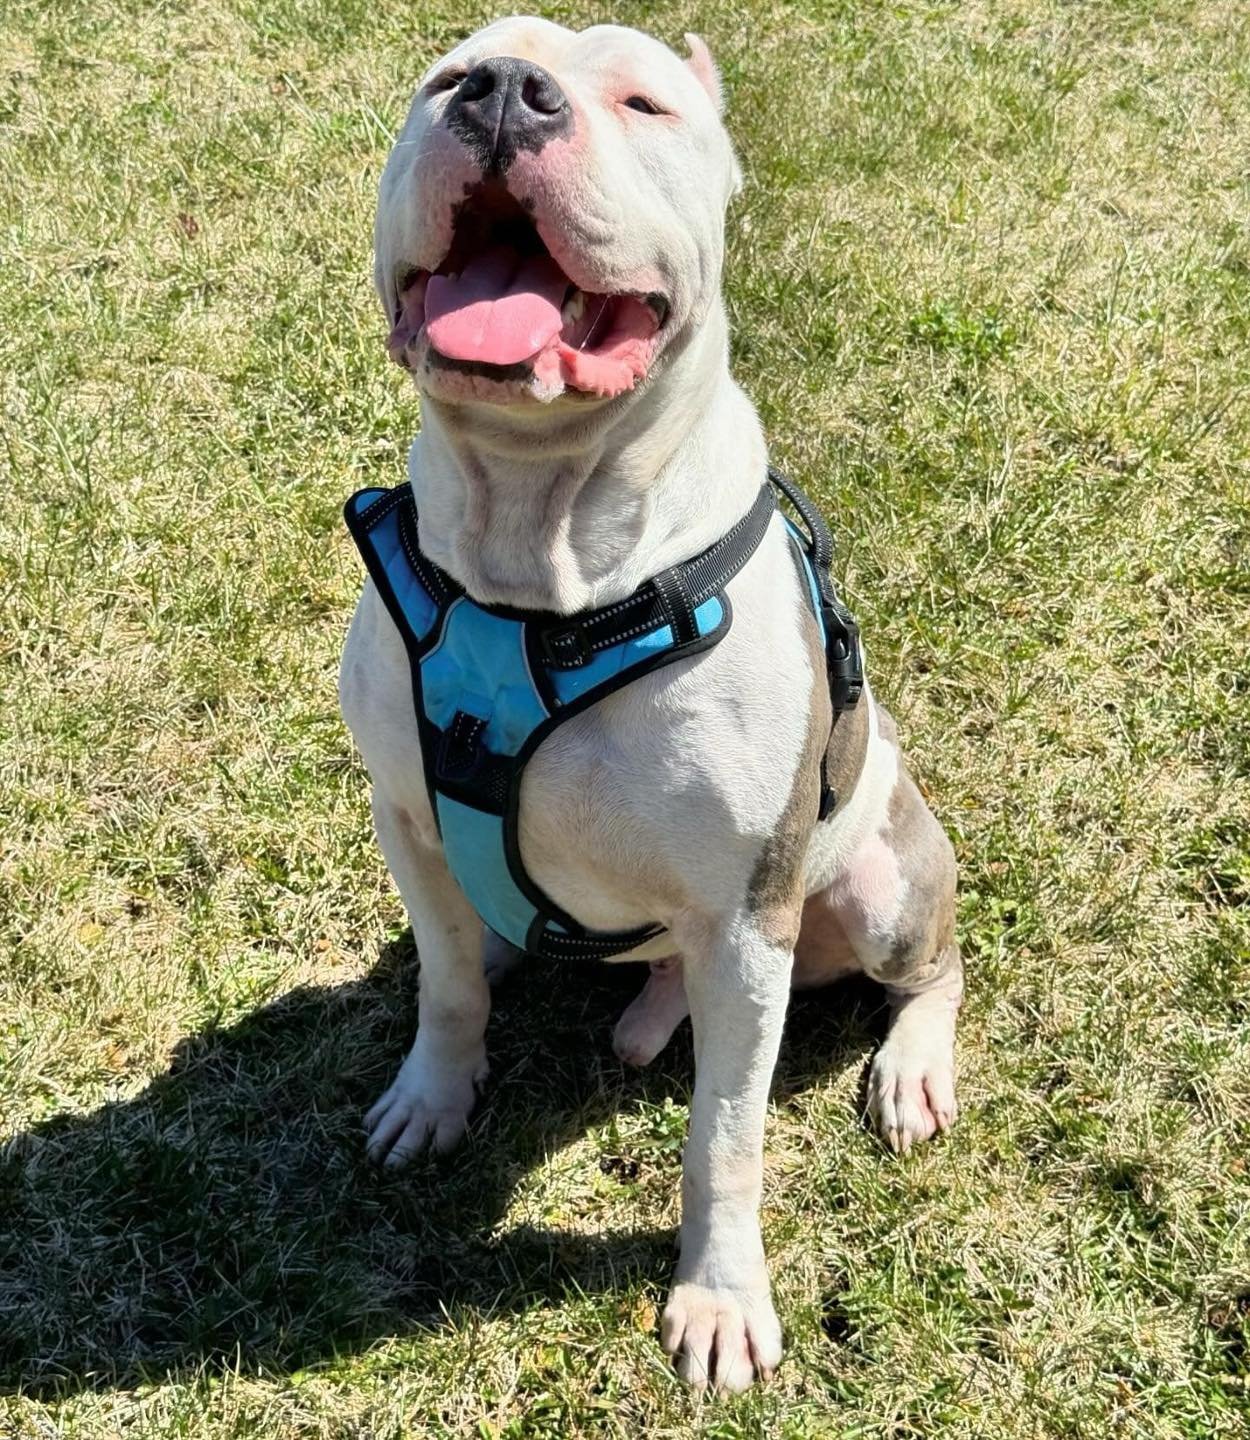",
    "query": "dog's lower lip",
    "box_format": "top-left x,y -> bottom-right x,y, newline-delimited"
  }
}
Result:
425,349 -> 537,382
